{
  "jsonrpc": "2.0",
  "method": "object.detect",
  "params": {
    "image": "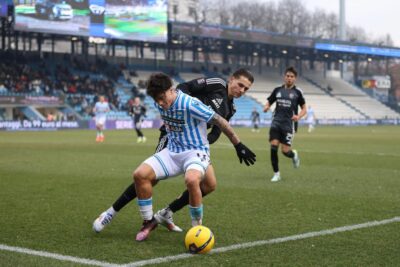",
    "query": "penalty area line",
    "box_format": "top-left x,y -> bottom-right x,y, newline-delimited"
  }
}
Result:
123,216 -> 400,267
